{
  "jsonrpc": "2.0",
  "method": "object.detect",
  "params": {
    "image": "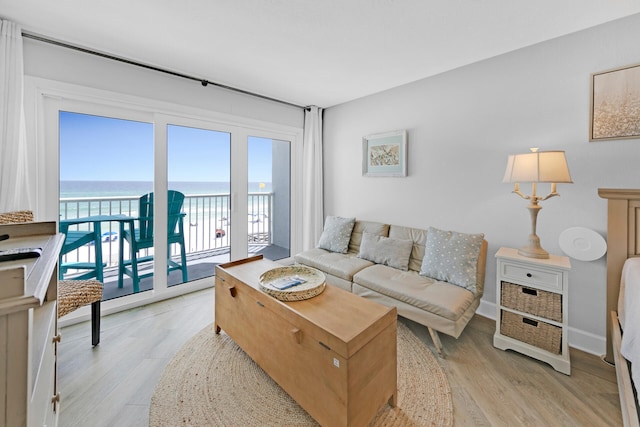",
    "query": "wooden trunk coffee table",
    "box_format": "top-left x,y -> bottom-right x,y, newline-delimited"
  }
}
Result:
215,255 -> 397,427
